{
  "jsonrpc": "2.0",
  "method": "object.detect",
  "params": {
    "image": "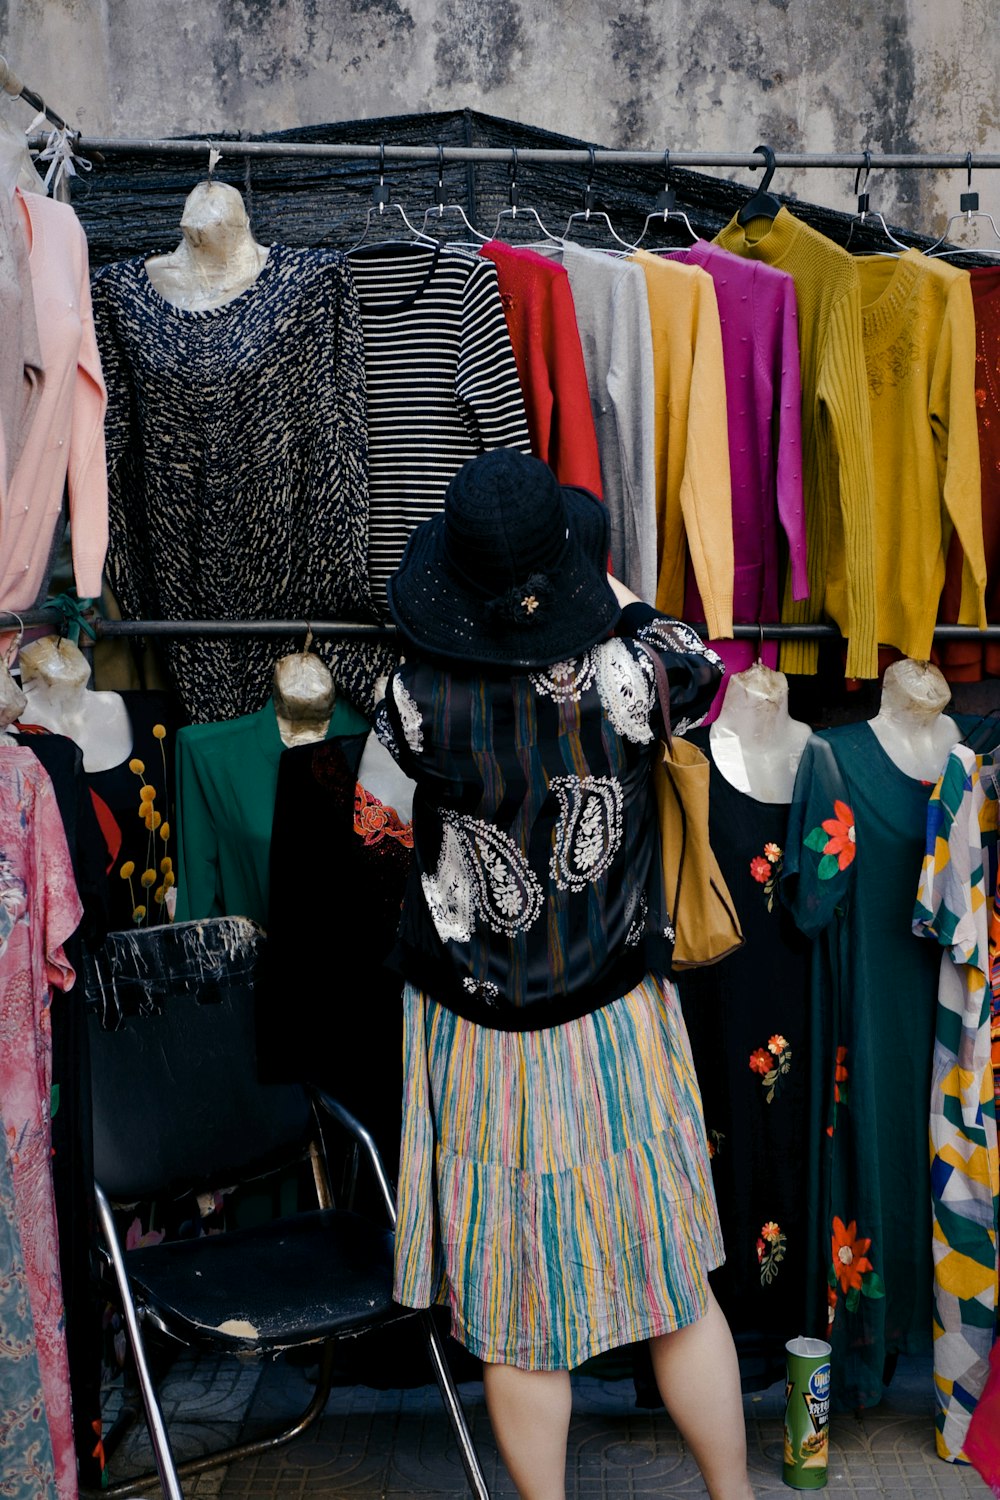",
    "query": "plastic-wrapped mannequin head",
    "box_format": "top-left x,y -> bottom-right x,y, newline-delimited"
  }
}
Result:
0,660 -> 26,730
179,180 -> 251,248
879,658 -> 951,717
272,652 -> 335,721
19,635 -> 91,693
